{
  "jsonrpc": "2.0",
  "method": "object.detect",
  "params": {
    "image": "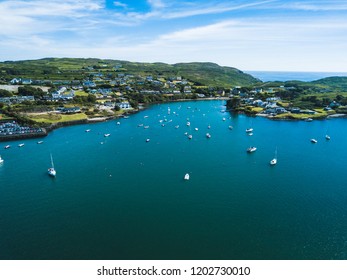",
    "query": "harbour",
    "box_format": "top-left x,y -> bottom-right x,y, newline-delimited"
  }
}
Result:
0,100 -> 347,260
